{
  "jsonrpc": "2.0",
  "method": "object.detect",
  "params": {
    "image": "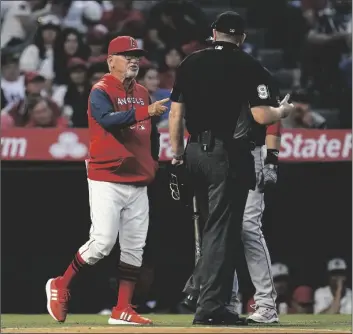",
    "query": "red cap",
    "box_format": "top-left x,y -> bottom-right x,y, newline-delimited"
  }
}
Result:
292,286 -> 313,304
108,36 -> 145,56
25,71 -> 45,84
